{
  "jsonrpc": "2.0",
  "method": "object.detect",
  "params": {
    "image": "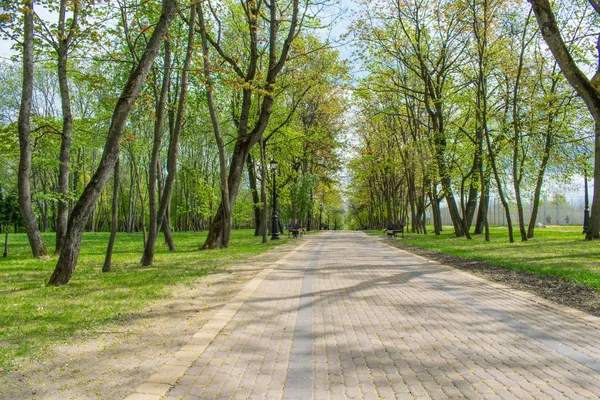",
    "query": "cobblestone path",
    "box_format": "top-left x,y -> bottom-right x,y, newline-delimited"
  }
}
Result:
132,231 -> 600,399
